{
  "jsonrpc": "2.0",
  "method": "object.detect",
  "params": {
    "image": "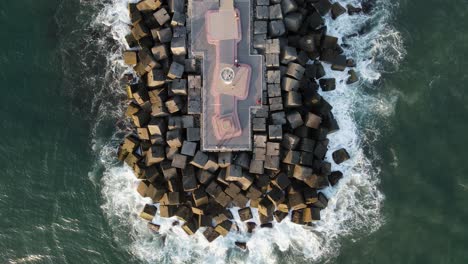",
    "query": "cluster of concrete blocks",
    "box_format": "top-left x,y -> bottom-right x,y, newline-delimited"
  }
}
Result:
119,0 -> 359,245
